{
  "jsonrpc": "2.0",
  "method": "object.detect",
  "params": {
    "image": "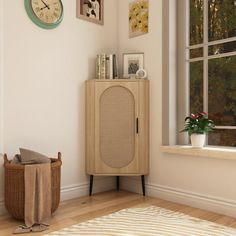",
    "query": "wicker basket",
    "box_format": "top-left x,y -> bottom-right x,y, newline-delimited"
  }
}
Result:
3,152 -> 62,220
